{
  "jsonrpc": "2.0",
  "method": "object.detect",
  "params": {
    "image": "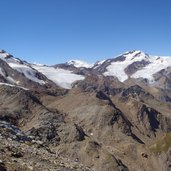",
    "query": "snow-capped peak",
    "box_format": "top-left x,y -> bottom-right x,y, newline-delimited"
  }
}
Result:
0,50 -> 46,85
102,50 -> 171,83
121,50 -> 149,61
132,55 -> 171,82
67,60 -> 93,68
103,50 -> 151,82
123,50 -> 144,55
0,50 -> 14,59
